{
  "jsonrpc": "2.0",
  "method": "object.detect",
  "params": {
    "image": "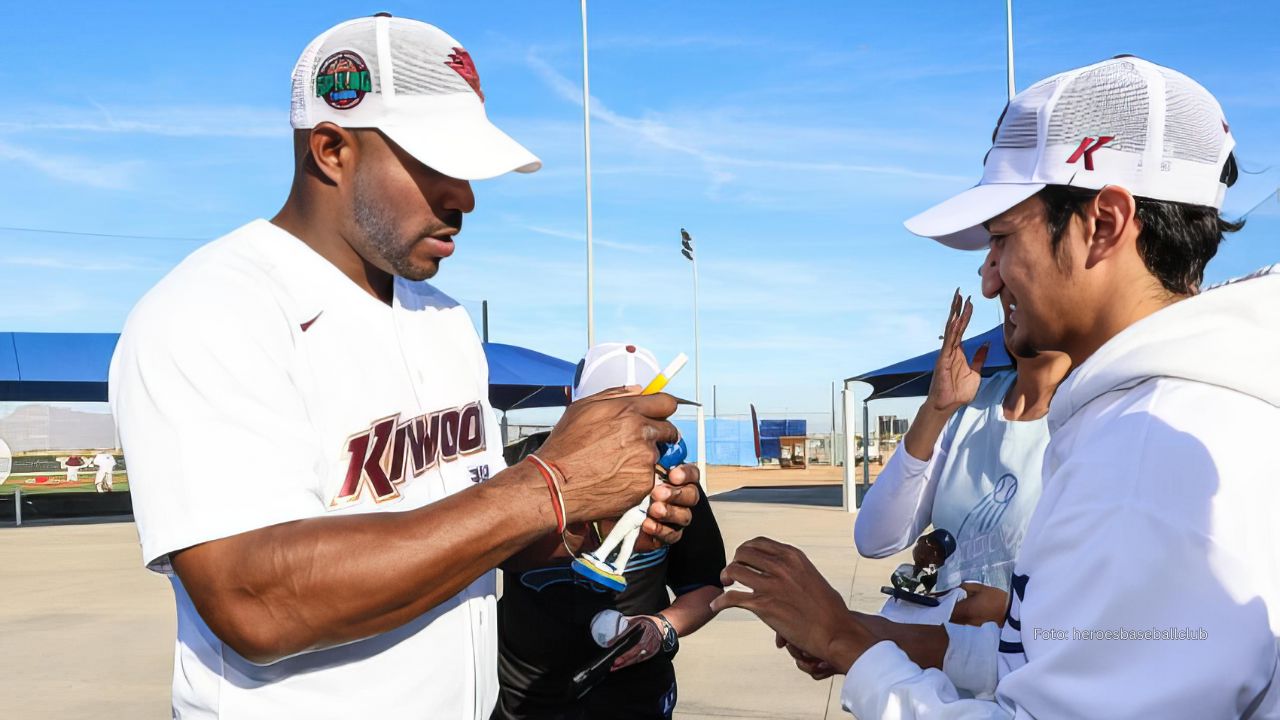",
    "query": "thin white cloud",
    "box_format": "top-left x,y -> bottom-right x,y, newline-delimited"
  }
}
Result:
521,224 -> 653,253
591,35 -> 758,51
524,51 -> 972,189
0,140 -> 141,190
0,103 -> 285,138
0,256 -> 157,272
0,288 -> 88,320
